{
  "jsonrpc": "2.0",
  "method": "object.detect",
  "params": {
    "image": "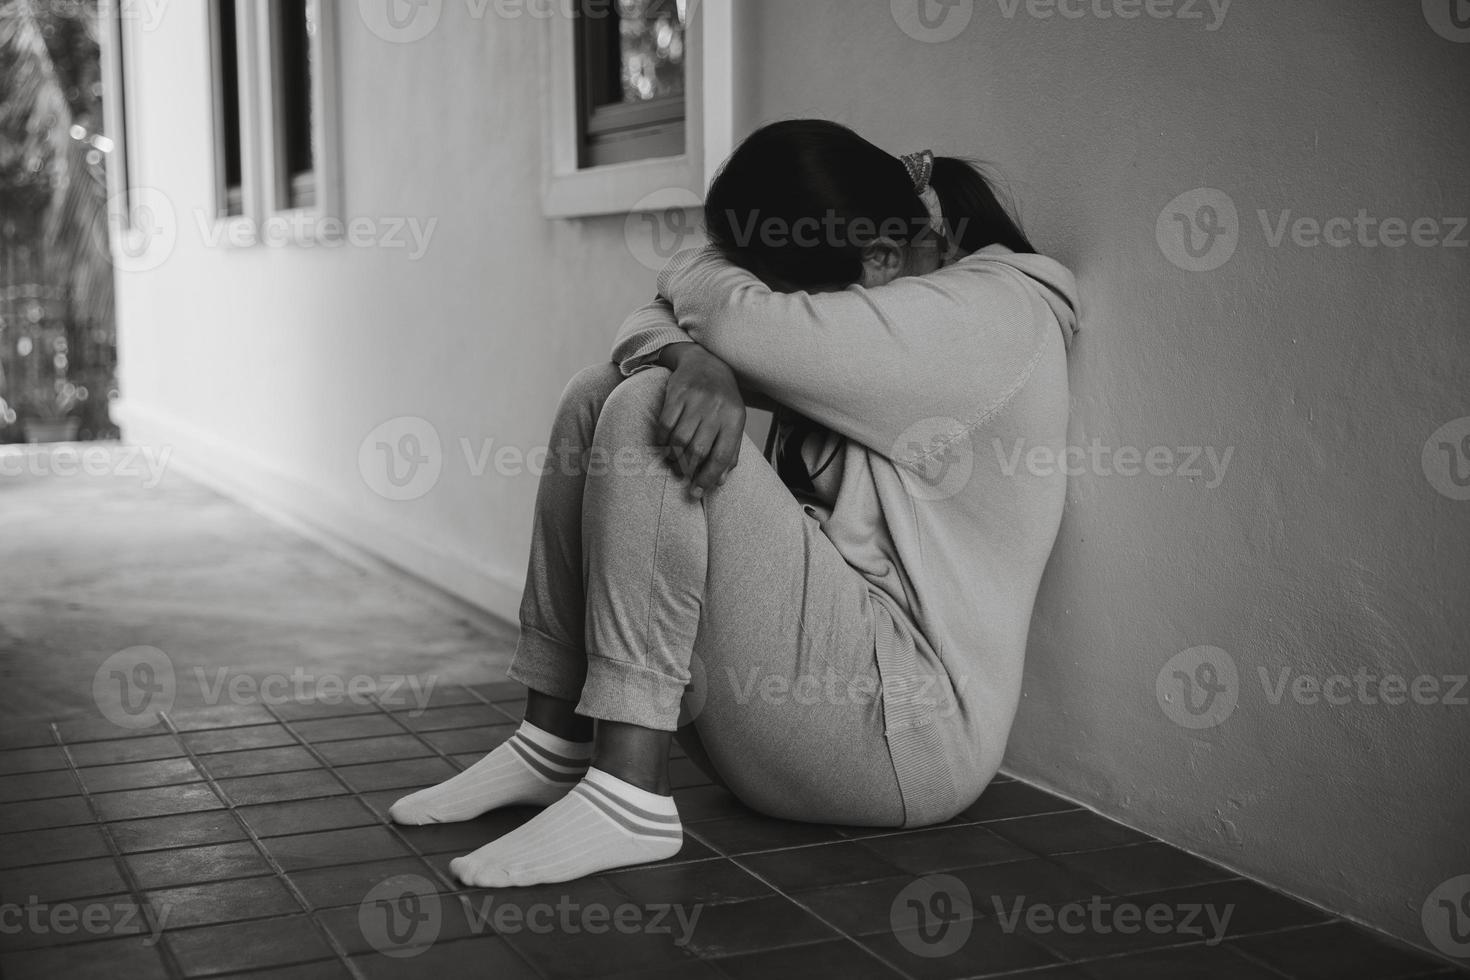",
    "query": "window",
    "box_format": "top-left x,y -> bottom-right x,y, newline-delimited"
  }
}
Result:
206,0 -> 340,240
99,0 -> 135,230
267,0 -> 317,210
576,0 -> 687,168
208,0 -> 248,218
543,0 -> 733,218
